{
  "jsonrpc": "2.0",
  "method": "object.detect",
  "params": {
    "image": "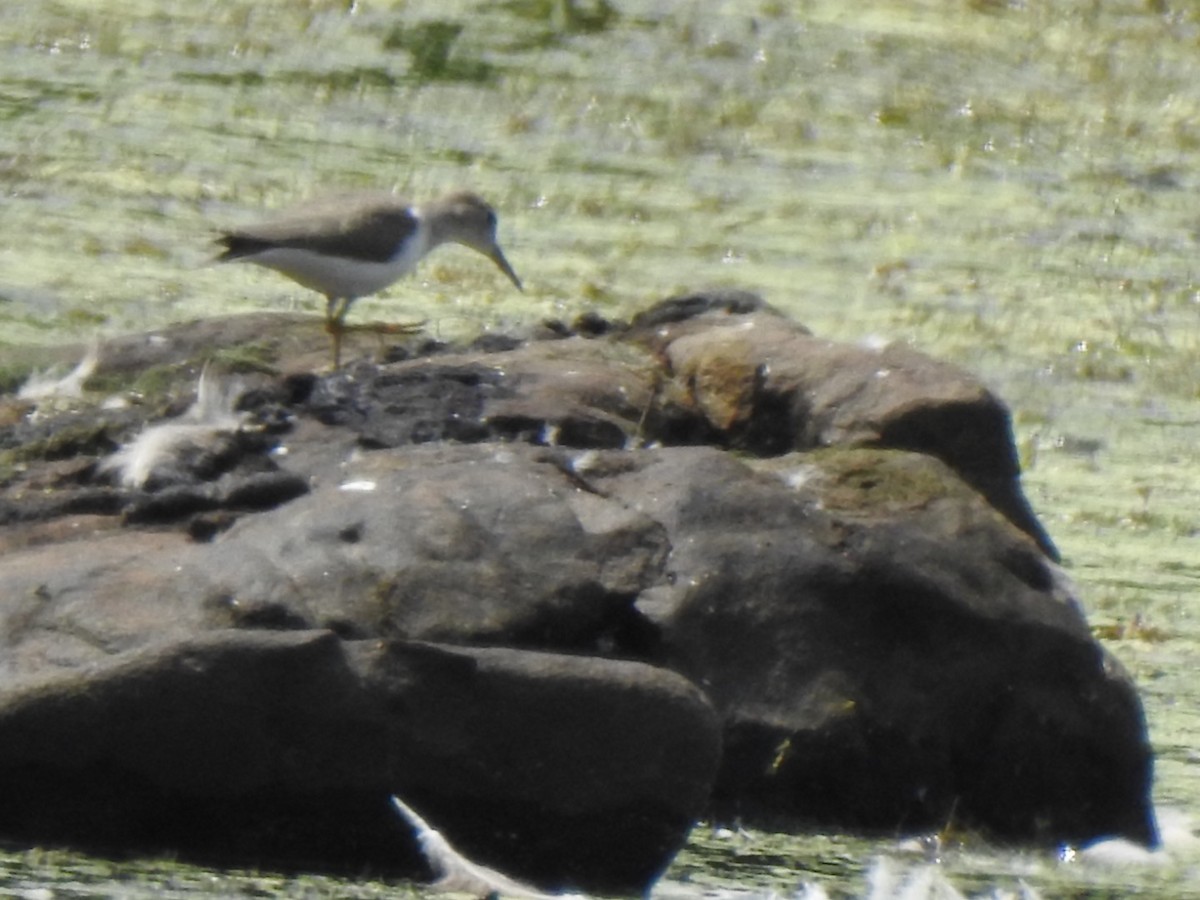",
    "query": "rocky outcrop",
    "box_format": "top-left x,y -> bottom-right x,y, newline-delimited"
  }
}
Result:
0,293 -> 1156,891
0,630 -> 718,892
